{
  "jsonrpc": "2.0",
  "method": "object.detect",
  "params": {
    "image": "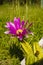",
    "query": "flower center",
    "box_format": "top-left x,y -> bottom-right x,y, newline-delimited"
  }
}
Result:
16,29 -> 23,35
